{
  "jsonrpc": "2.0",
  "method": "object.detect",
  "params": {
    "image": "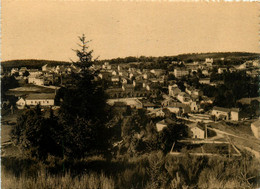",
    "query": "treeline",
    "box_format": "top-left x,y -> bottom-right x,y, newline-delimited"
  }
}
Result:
100,52 -> 259,65
1,59 -> 71,70
3,52 -> 258,71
